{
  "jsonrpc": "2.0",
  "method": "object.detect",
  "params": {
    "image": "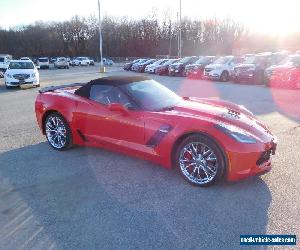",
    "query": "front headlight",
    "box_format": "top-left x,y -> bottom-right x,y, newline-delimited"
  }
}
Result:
31,73 -> 36,78
215,124 -> 256,144
6,73 -> 12,78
